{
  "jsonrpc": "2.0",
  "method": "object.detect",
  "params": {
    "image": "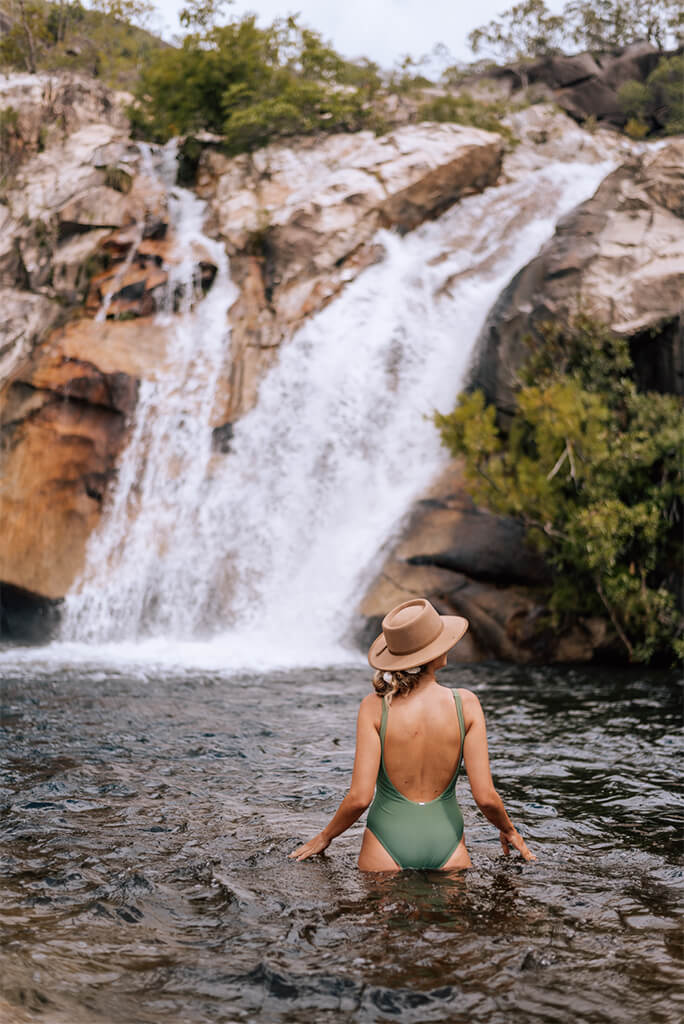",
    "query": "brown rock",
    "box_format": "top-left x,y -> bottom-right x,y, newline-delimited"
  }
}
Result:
0,397 -> 128,599
555,78 -> 624,125
41,317 -> 171,382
